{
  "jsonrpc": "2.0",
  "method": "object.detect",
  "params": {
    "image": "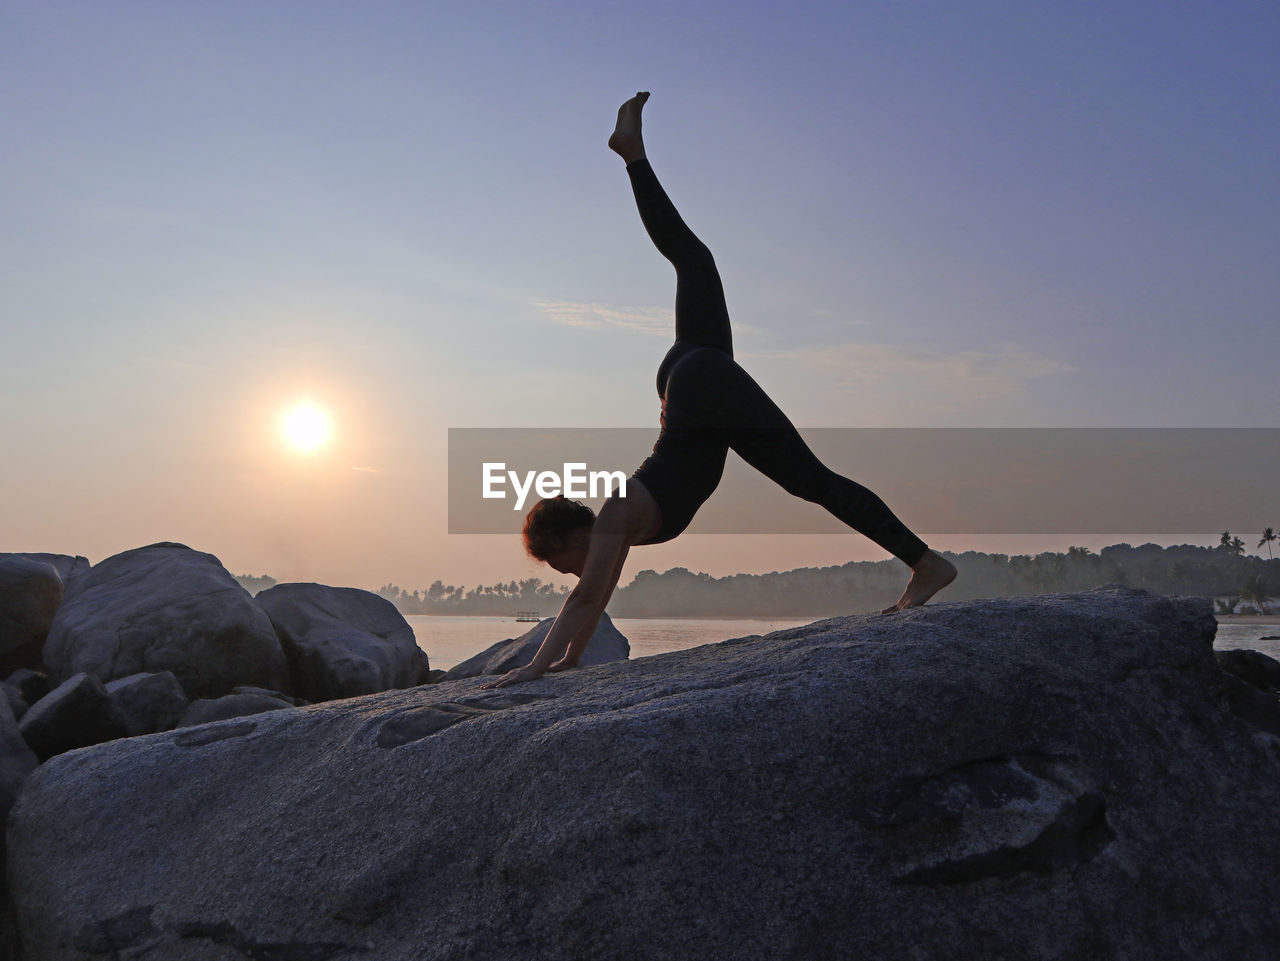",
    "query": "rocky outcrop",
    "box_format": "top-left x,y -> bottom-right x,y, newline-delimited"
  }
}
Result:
0,556 -> 65,674
444,612 -> 629,679
256,583 -> 429,701
16,672 -> 129,761
43,543 -> 290,699
7,587 -> 1280,960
